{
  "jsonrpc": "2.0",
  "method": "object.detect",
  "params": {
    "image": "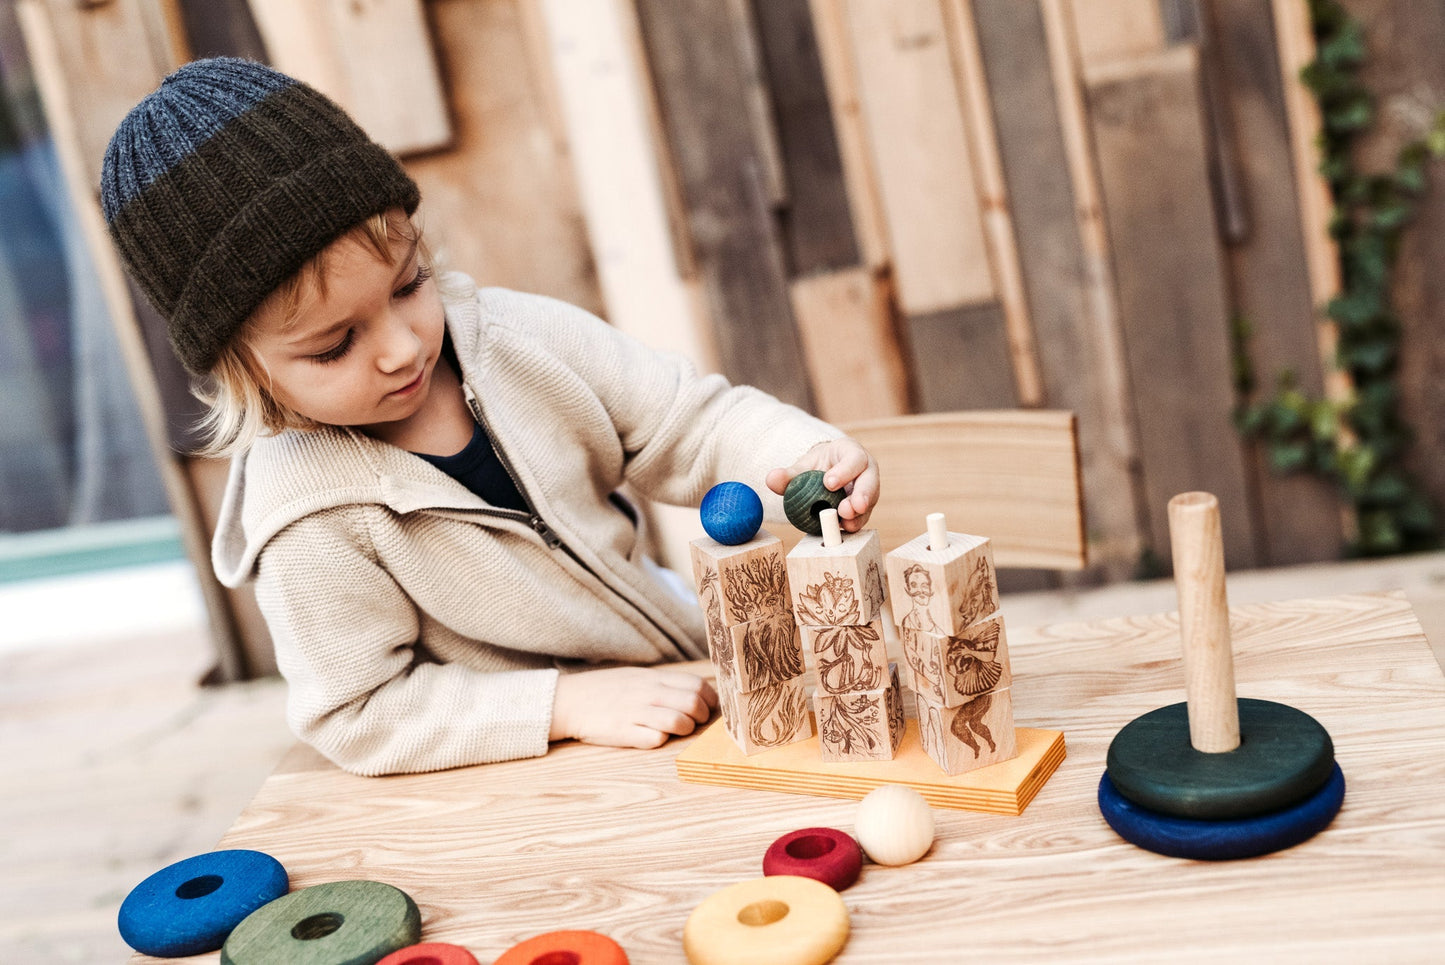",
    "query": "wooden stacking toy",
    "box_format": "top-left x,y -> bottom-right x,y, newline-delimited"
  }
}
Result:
494,930 -> 629,965
1098,492 -> 1344,859
220,879 -> 421,964
787,507 -> 904,763
781,469 -> 847,537
683,875 -> 849,965
762,827 -> 863,892
691,489 -> 813,755
886,513 -> 1018,775
378,942 -> 481,965
118,849 -> 288,957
